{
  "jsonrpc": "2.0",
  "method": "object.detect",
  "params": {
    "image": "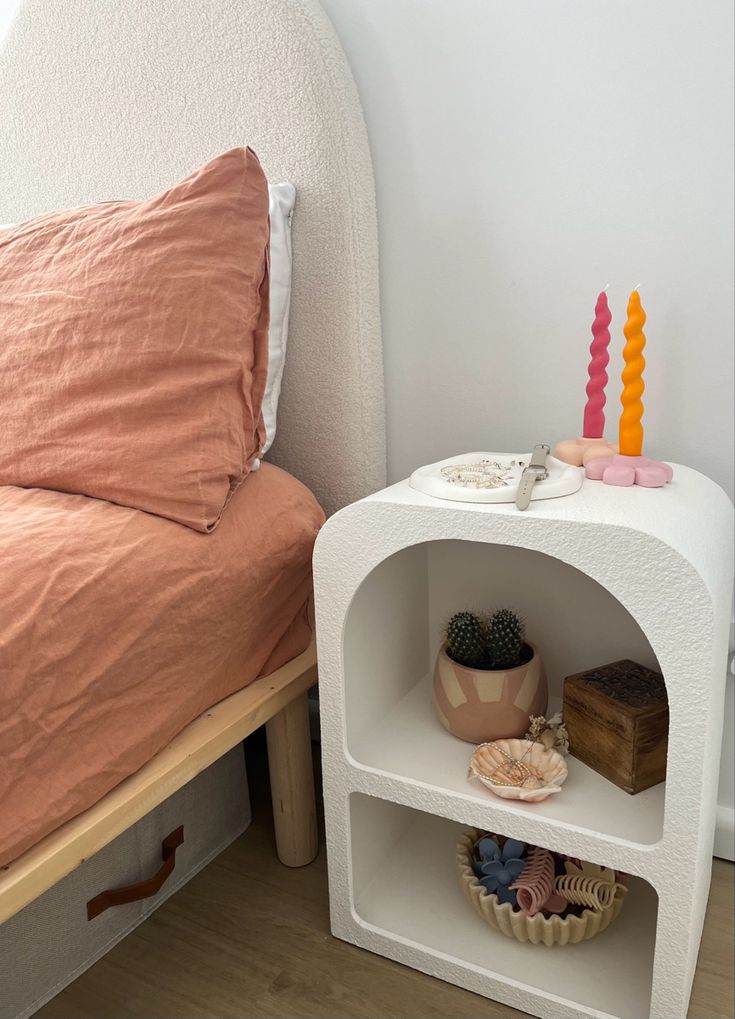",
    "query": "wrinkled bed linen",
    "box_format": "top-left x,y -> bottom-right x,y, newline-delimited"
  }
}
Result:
0,463 -> 324,867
